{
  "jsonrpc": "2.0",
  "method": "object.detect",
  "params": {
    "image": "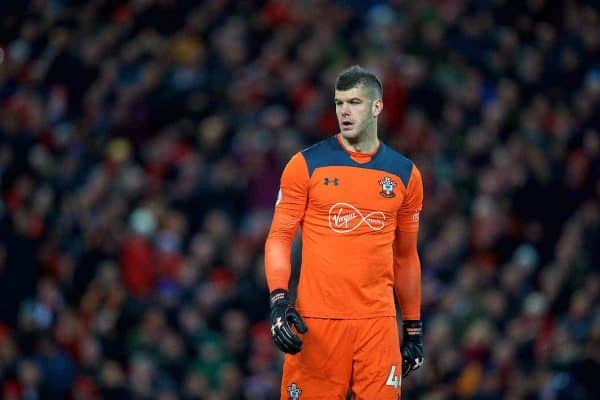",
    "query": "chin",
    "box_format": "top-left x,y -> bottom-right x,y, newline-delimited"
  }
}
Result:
340,129 -> 360,139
